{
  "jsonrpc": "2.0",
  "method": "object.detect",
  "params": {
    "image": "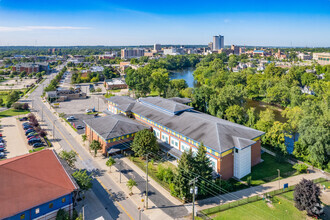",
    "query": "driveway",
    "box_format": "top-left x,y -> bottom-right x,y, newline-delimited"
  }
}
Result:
1,117 -> 29,159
